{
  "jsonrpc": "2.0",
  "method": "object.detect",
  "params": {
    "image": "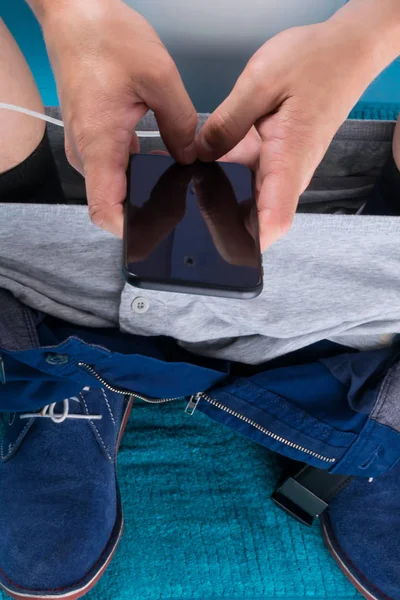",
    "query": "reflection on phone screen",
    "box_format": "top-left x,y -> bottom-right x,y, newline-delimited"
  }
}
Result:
126,156 -> 262,290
